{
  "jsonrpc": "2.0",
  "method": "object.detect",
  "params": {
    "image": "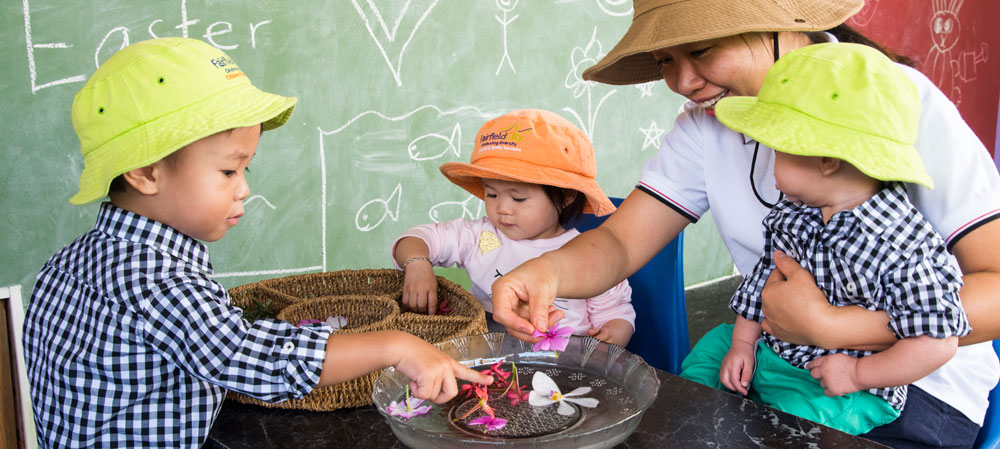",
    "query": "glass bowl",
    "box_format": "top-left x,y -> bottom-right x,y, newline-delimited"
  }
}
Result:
372,332 -> 661,448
